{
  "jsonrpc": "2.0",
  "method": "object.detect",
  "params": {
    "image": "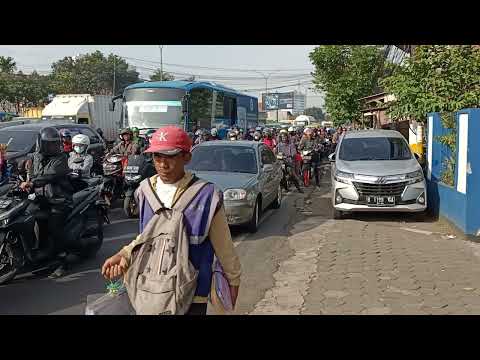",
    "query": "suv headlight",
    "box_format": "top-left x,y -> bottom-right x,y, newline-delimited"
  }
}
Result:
405,170 -> 424,184
334,170 -> 354,185
224,189 -> 247,201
